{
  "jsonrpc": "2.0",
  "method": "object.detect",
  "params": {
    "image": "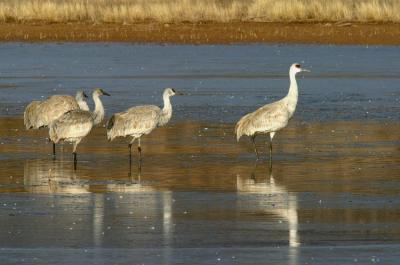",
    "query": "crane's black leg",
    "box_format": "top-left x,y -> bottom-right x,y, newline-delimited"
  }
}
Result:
72,141 -> 80,170
251,135 -> 259,161
269,151 -> 273,173
138,159 -> 142,177
269,138 -> 273,165
127,143 -> 132,177
128,157 -> 132,178
138,138 -> 142,162
52,142 -> 56,158
73,152 -> 77,170
270,143 -> 272,160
